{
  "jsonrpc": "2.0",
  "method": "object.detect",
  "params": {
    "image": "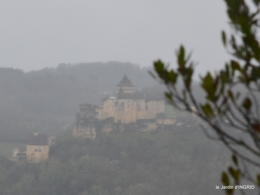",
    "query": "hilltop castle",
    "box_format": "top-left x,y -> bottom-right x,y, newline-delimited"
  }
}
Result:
73,75 -> 171,138
95,75 -> 164,123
